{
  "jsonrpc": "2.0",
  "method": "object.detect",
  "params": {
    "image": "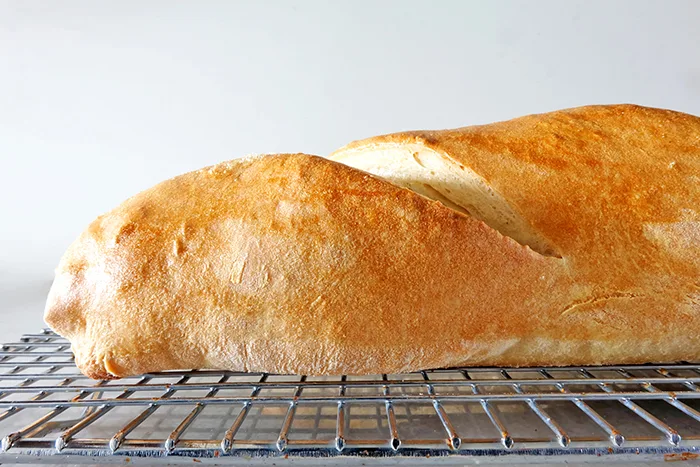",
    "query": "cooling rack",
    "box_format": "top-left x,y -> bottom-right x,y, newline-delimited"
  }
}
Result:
1,330 -> 700,465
